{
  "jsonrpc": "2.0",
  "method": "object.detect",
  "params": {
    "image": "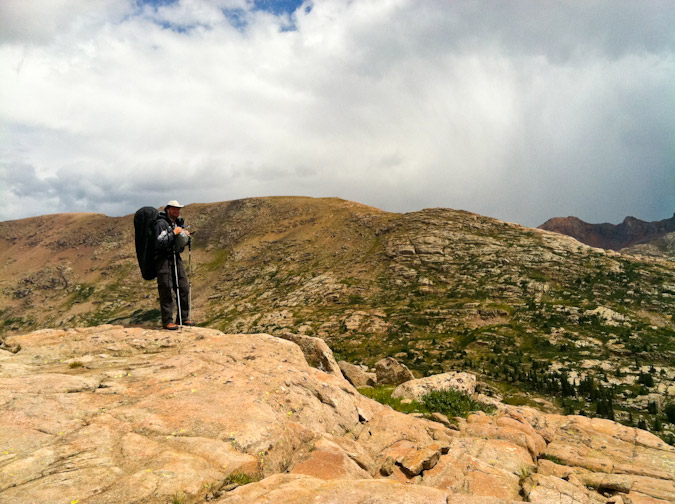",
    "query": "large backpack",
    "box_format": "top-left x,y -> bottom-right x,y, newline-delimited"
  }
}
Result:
134,206 -> 160,280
